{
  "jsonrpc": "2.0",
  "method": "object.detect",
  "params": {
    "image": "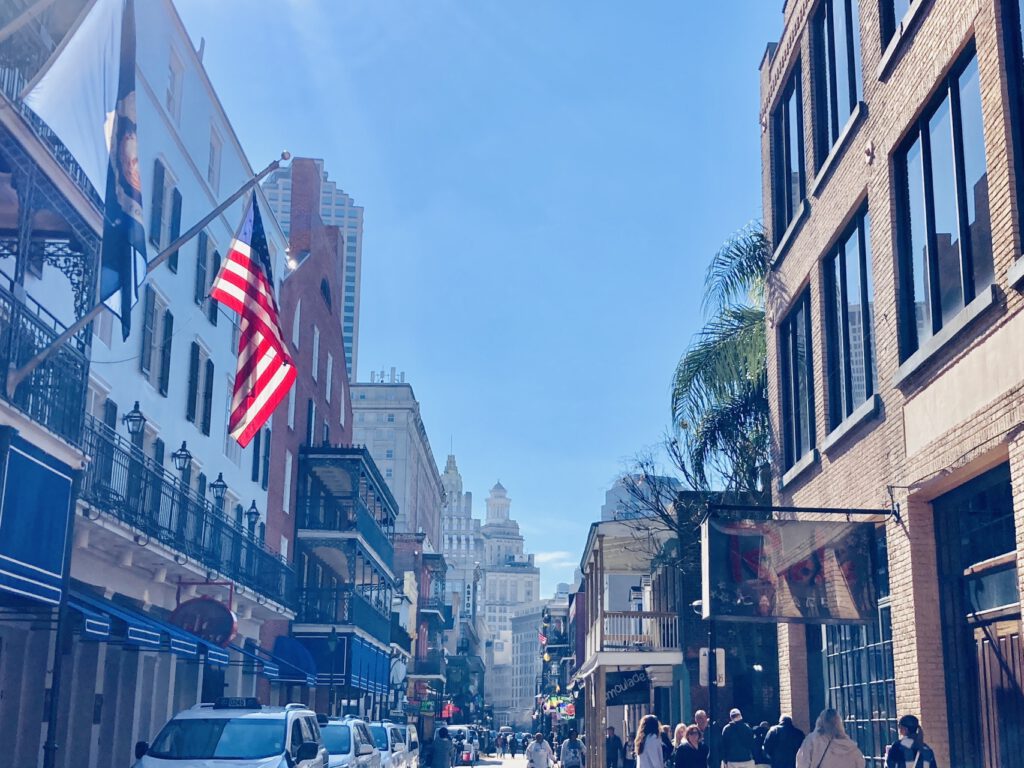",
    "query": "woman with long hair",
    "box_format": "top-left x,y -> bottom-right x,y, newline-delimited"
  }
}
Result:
796,710 -> 865,768
673,725 -> 708,768
635,715 -> 665,768
885,715 -> 936,768
673,725 -> 687,749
